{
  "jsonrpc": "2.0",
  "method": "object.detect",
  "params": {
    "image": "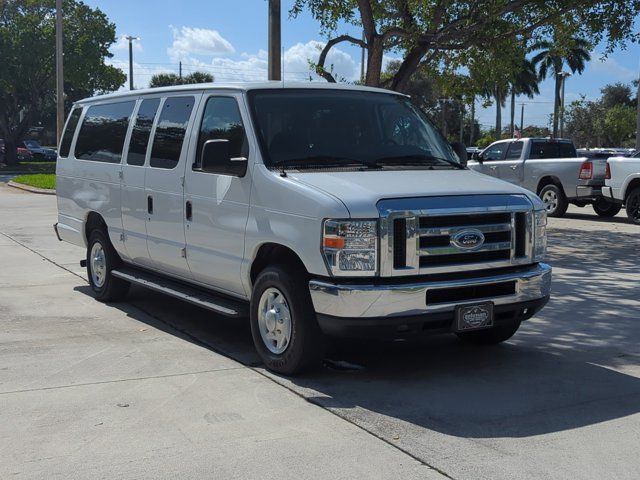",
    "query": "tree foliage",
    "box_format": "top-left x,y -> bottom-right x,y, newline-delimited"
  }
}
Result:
148,71 -> 214,88
0,0 -> 125,164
